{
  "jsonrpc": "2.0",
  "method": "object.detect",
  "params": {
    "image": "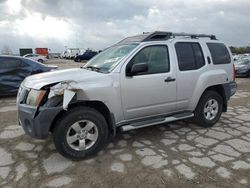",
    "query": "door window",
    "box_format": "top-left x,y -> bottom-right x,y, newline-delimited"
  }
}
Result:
127,45 -> 170,75
175,42 -> 205,71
